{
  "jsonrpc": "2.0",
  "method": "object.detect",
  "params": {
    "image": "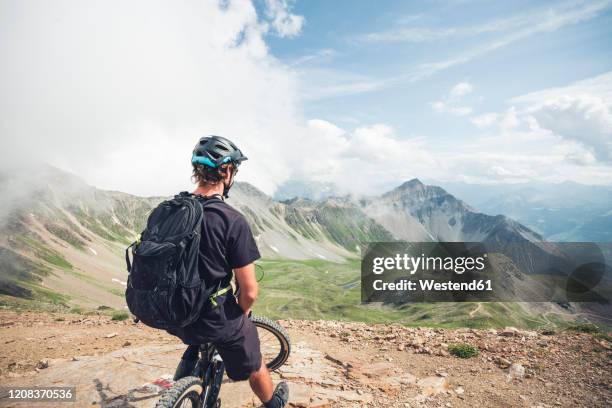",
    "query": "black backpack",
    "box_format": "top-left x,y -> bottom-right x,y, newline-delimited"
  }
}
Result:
125,192 -> 214,330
